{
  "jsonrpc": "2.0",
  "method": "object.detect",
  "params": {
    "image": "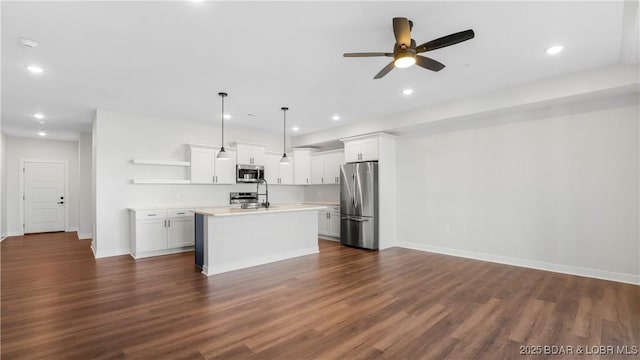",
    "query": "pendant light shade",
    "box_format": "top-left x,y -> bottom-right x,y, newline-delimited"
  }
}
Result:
217,92 -> 229,160
280,107 -> 290,164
